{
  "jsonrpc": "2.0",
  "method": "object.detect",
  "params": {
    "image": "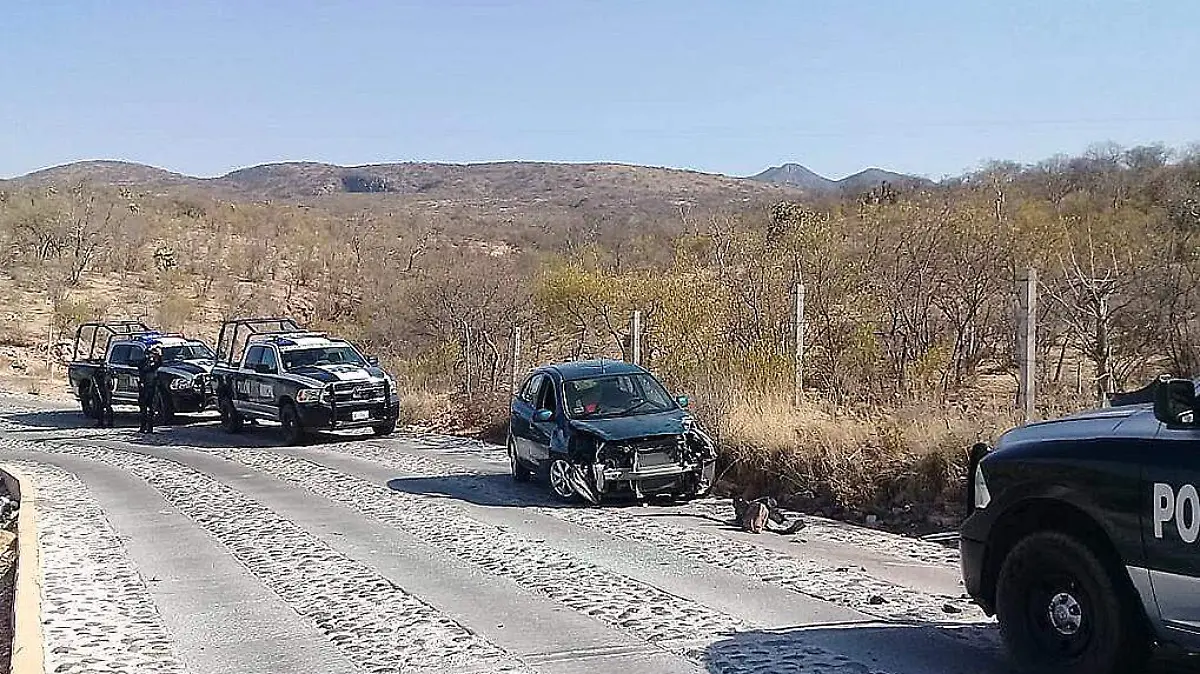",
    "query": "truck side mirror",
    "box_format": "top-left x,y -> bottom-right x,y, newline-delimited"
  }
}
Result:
534,408 -> 553,423
1154,377 -> 1197,425
676,395 -> 690,408
366,355 -> 380,366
